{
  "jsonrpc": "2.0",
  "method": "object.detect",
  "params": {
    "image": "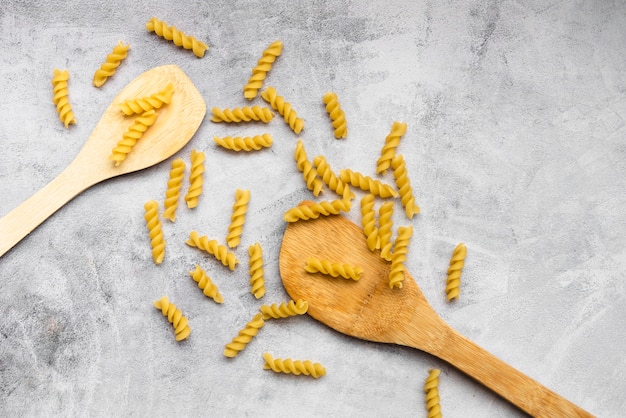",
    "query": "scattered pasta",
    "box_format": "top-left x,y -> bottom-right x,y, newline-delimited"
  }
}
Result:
388,225 -> 413,289
313,155 -> 354,199
376,121 -> 407,175
248,243 -> 266,299
146,16 -> 208,58
189,264 -> 224,304
424,369 -> 443,418
185,149 -> 205,209
294,139 -> 324,196
51,69 -> 76,128
223,313 -> 265,358
322,92 -> 347,139
109,110 -> 159,166
118,83 -> 175,115
391,154 -> 420,219
261,86 -> 304,134
186,231 -> 239,270
378,200 -> 394,261
143,199 -> 165,264
92,40 -> 130,87
445,243 -> 466,302
263,352 -> 326,379
162,158 -> 186,222
284,198 -> 352,223
305,257 -> 363,281
259,299 -> 308,320
243,40 -> 283,100
153,296 -> 191,341
360,194 -> 380,252
211,106 -> 274,123
226,188 -> 250,248
214,134 -> 273,152
339,169 -> 398,198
